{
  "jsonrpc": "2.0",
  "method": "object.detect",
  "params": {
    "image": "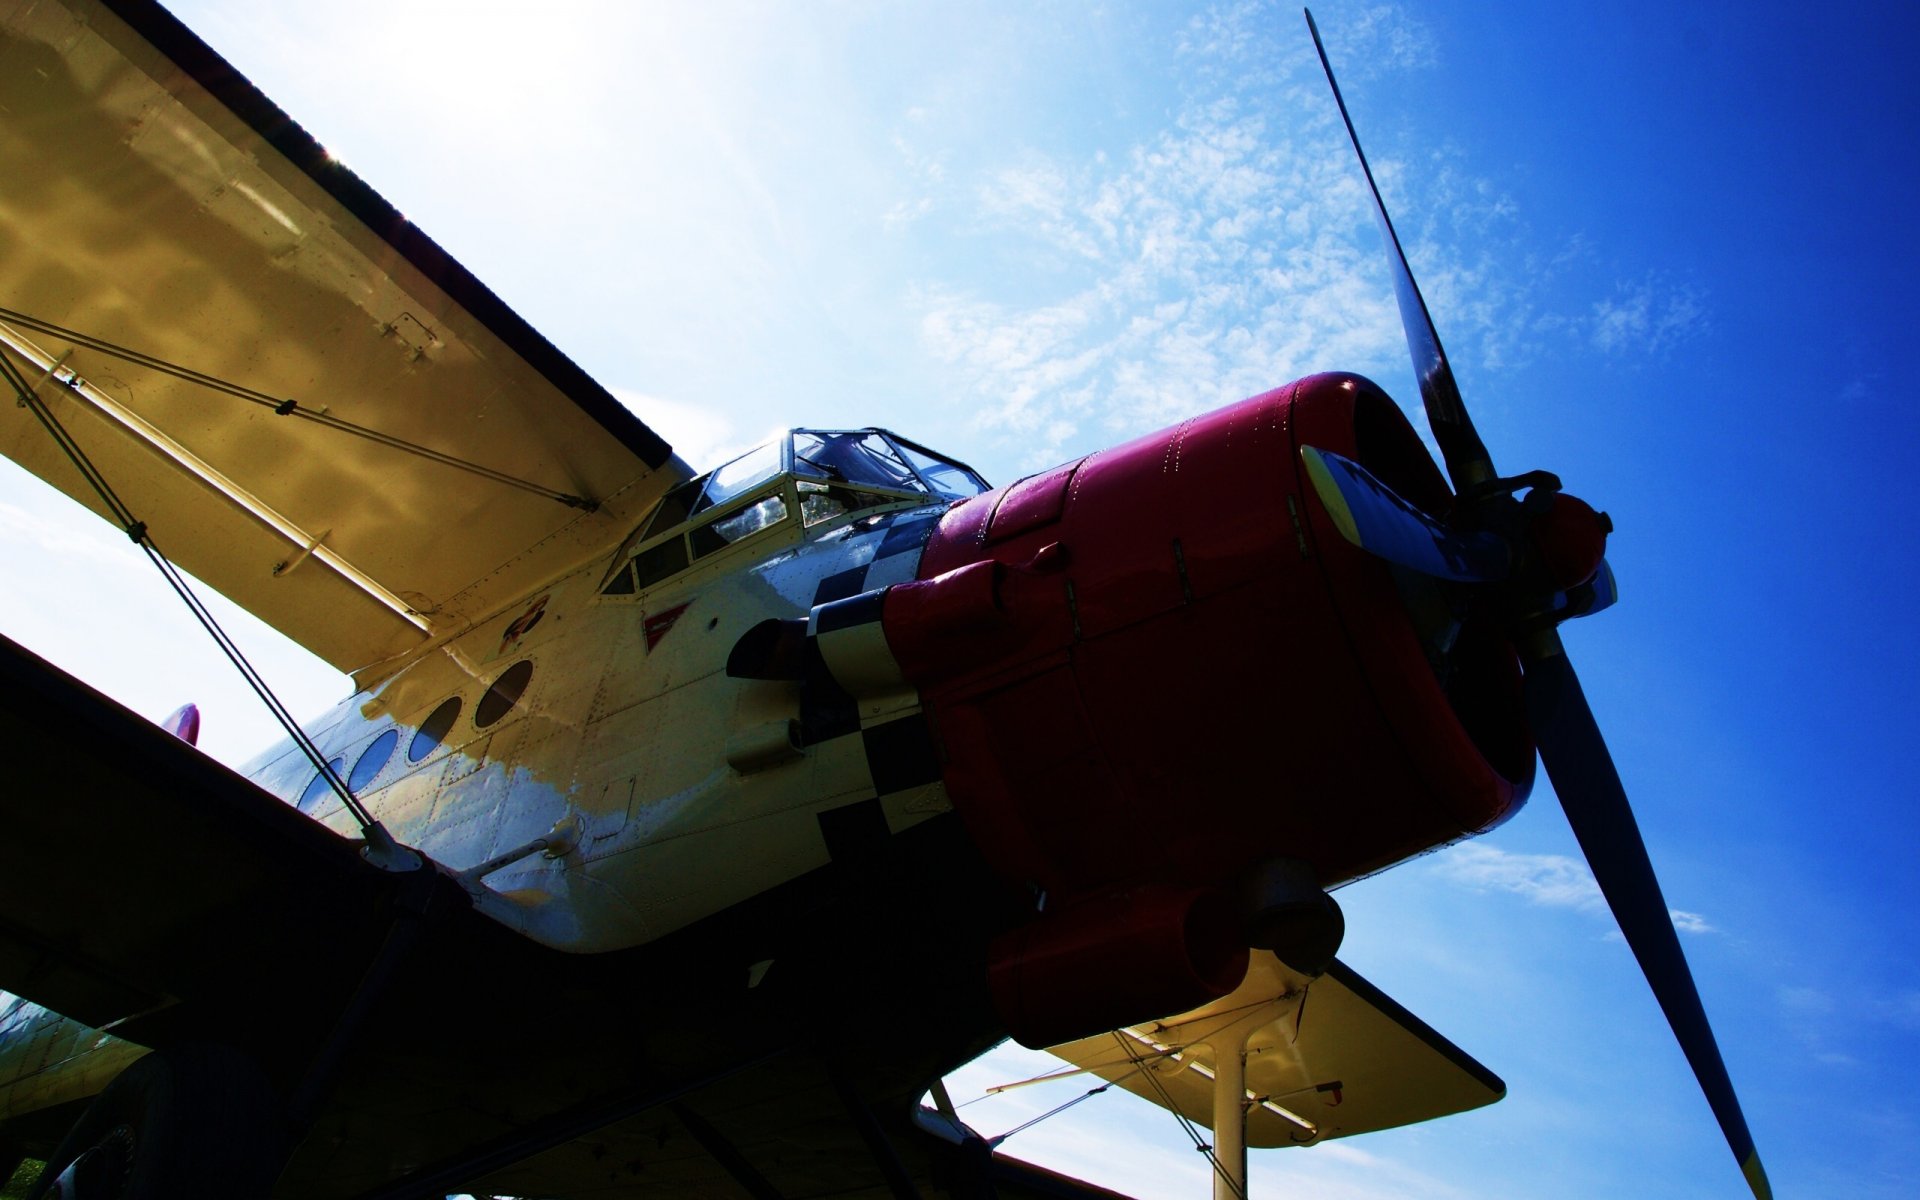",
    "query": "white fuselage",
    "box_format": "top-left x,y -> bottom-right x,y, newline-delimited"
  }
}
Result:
1,465 -> 967,1125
